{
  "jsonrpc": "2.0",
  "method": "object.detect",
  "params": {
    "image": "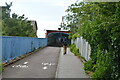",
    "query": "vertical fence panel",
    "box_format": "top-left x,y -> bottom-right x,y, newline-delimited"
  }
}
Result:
72,37 -> 91,61
88,44 -> 91,60
80,37 -> 83,56
1,36 -> 47,62
83,39 -> 86,58
85,42 -> 88,61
